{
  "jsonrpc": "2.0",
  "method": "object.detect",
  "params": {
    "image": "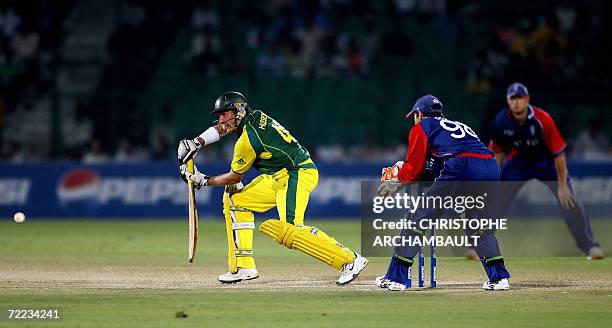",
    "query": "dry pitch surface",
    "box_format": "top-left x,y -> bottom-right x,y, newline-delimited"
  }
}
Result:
0,220 -> 610,327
